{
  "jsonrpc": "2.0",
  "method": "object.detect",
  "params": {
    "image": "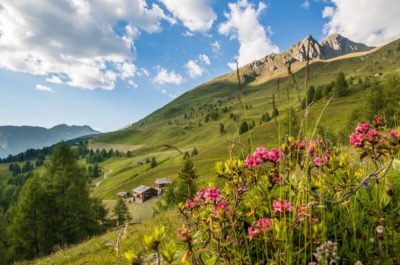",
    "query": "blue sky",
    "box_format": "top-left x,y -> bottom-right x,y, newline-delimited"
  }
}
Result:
0,0 -> 399,132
